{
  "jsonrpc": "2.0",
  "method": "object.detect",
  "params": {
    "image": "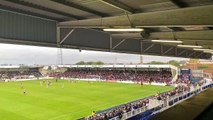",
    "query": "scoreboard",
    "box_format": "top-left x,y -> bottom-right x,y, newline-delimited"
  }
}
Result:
180,69 -> 191,80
